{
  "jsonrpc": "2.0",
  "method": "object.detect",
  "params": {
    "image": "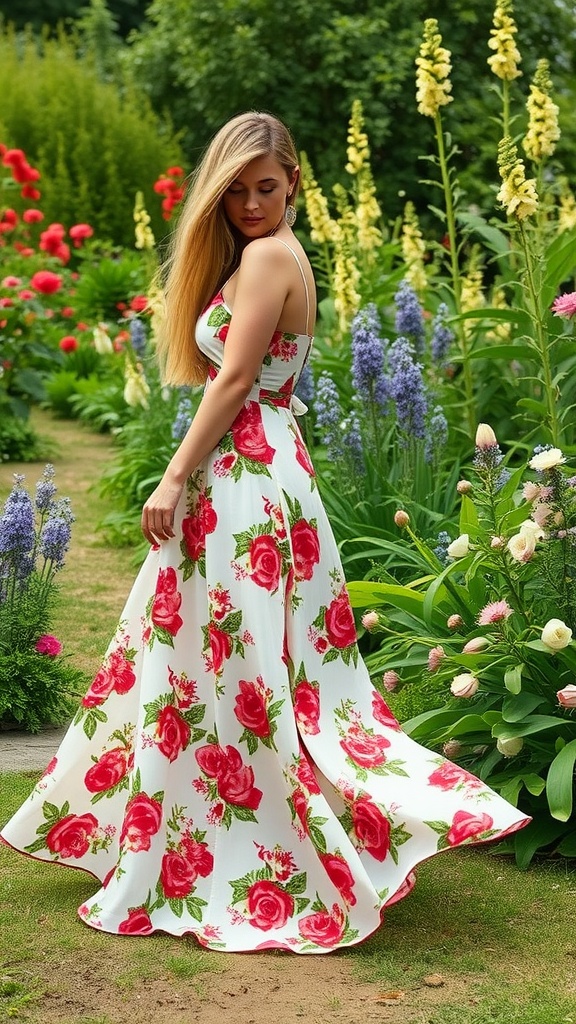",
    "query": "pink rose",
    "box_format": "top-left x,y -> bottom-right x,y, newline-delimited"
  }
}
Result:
248,534 -> 282,592
246,880 -> 294,930
84,747 -> 129,793
231,402 -> 275,463
120,793 -> 163,852
108,648 -> 136,695
340,725 -> 390,768
182,837 -> 214,877
294,434 -> 315,477
35,634 -> 62,656
118,907 -> 154,934
557,685 -> 576,708
320,852 -> 356,906
292,788 -> 309,833
208,623 -> 233,674
156,705 -> 191,762
195,742 -> 230,779
296,754 -> 321,794
428,761 -> 479,791
217,763 -> 263,810
290,519 -> 320,581
82,664 -> 115,707
161,850 -> 198,898
351,796 -> 391,861
234,680 -> 270,738
446,810 -> 494,846
151,567 -> 183,636
45,813 -> 98,858
371,690 -> 401,730
325,588 -> 357,649
182,513 -> 205,561
293,680 -> 320,735
298,906 -> 345,947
